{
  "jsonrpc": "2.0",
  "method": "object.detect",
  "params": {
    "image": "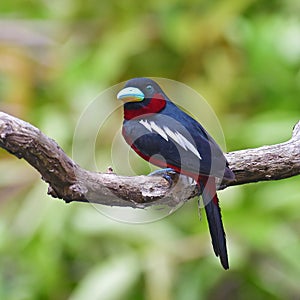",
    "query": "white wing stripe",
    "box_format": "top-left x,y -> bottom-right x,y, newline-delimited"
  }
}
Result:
150,121 -> 169,141
138,120 -> 202,159
139,120 -> 152,132
182,135 -> 202,159
163,126 -> 178,142
174,132 -> 188,150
